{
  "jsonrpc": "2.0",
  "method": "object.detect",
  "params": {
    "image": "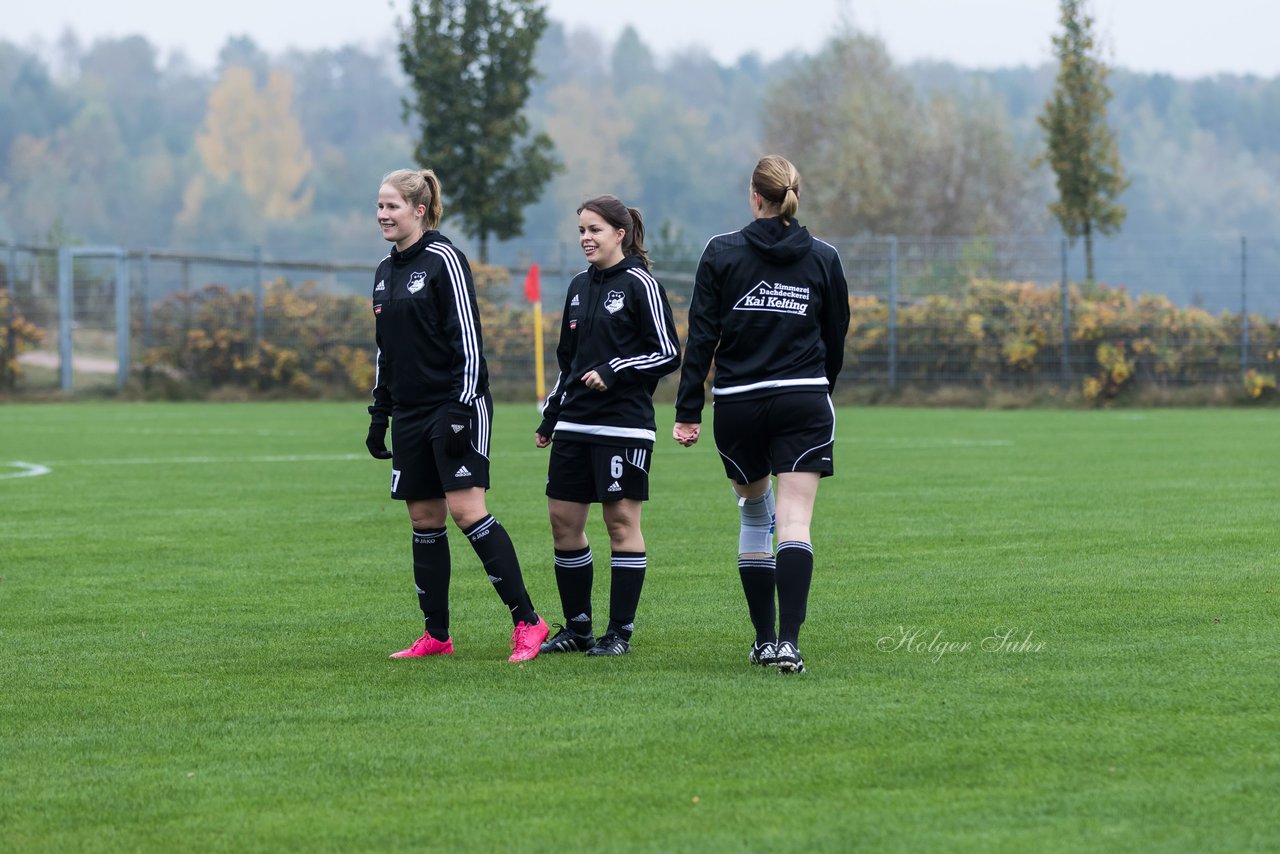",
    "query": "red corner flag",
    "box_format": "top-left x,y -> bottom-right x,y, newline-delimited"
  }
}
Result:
524,263 -> 541,302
